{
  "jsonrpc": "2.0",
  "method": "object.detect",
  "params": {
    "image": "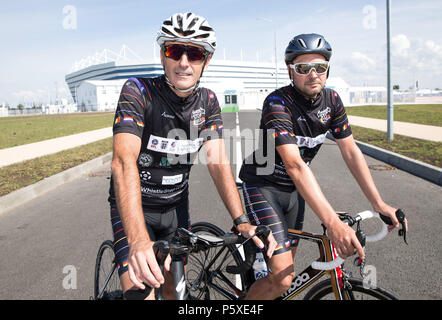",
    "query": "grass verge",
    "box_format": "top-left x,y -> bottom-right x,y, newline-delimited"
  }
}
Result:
352,126 -> 441,168
0,125 -> 440,198
0,112 -> 114,149
346,104 -> 442,126
0,138 -> 112,197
